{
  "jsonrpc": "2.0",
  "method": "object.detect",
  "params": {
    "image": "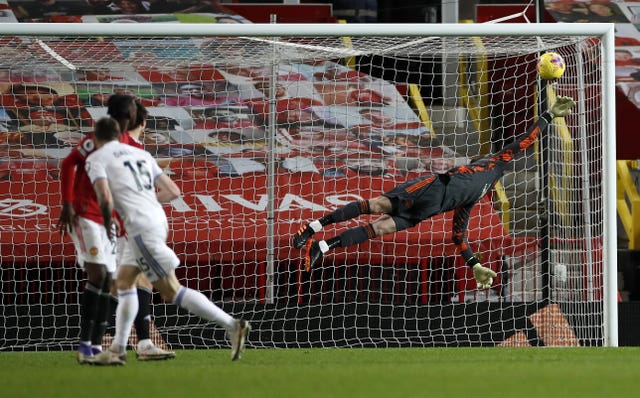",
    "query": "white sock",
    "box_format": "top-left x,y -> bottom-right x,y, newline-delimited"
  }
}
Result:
319,240 -> 330,253
113,288 -> 138,351
309,220 -> 322,232
173,286 -> 234,330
